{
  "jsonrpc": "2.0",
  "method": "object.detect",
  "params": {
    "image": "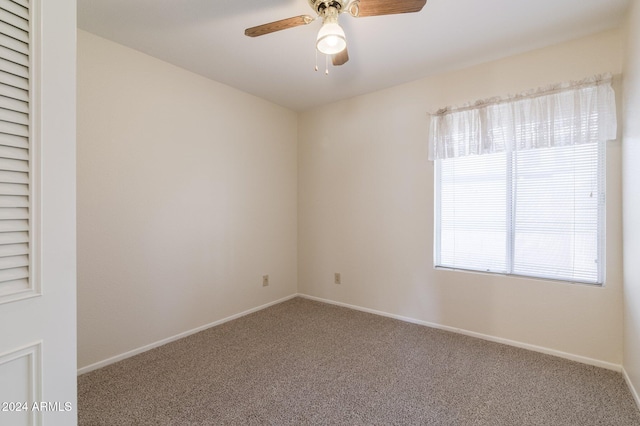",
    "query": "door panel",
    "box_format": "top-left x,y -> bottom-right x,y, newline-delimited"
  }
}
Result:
0,1 -> 76,425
